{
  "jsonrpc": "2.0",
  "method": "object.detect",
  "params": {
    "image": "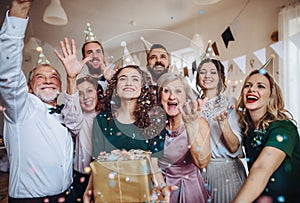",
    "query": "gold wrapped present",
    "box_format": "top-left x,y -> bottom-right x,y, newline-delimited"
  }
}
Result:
90,150 -> 158,203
